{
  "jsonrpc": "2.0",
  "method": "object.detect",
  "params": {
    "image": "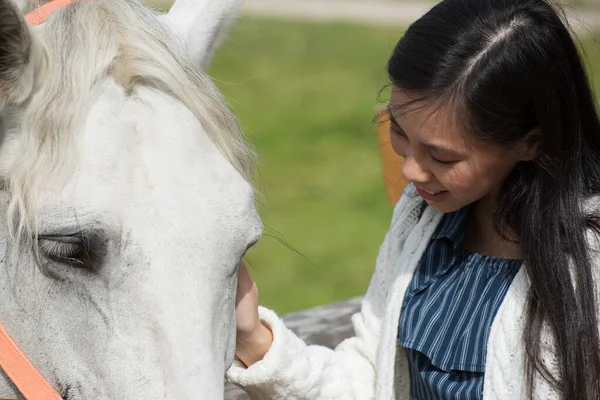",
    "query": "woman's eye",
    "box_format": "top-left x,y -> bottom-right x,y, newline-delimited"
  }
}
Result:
37,236 -> 90,269
429,155 -> 456,165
